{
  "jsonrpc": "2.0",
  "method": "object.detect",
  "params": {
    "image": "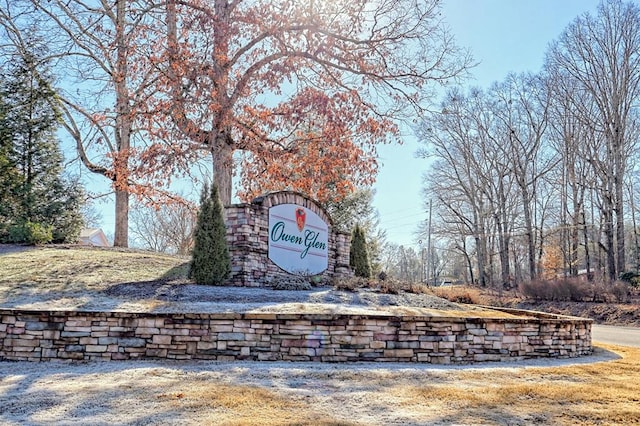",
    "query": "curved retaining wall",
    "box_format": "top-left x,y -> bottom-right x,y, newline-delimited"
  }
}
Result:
0,308 -> 592,363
